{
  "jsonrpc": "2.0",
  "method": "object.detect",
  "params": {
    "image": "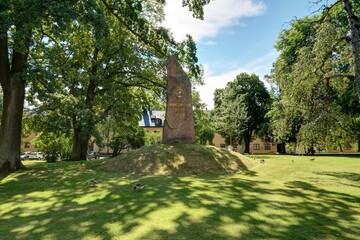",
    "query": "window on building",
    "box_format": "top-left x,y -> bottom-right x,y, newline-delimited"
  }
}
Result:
264,144 -> 271,150
89,143 -> 94,152
253,144 -> 260,150
155,118 -> 162,126
150,115 -> 157,125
